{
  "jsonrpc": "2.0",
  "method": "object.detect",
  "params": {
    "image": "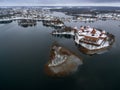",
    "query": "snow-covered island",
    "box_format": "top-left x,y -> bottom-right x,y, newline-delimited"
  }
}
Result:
18,19 -> 37,27
74,26 -> 115,51
42,19 -> 64,28
45,43 -> 83,77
